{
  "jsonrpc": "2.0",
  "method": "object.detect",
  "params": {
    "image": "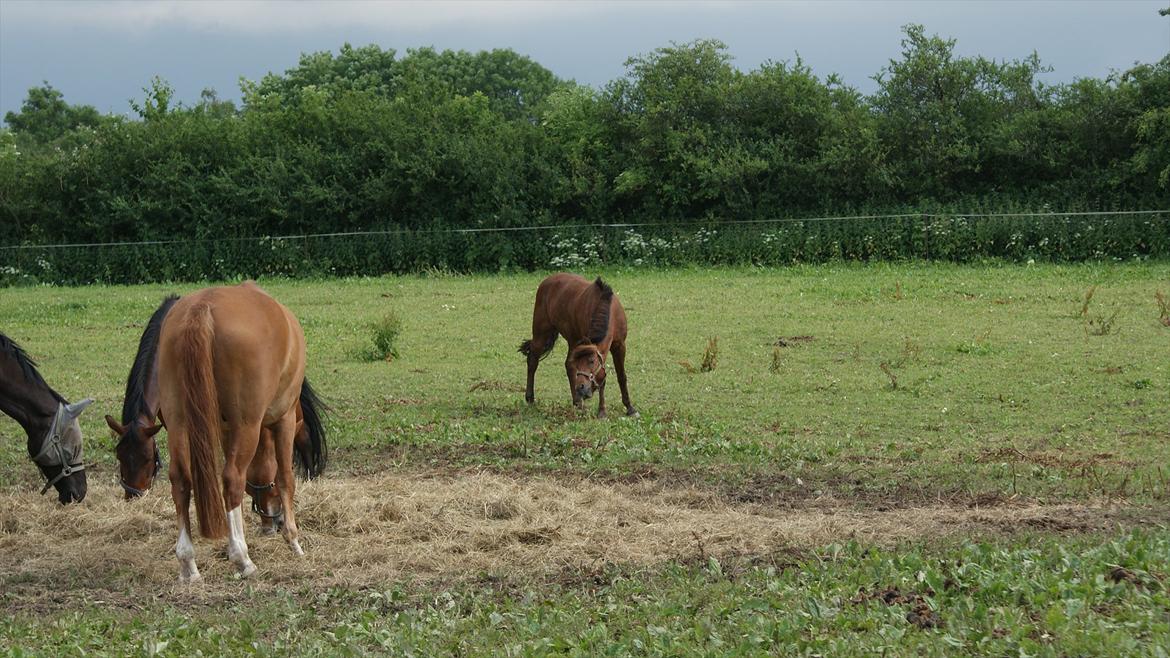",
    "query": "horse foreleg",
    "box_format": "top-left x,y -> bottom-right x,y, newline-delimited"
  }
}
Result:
223,423 -> 262,578
169,432 -> 201,583
565,359 -> 582,409
271,409 -> 304,557
612,342 -> 638,417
